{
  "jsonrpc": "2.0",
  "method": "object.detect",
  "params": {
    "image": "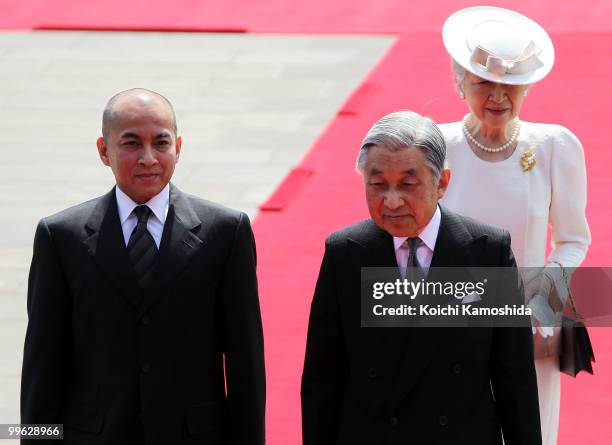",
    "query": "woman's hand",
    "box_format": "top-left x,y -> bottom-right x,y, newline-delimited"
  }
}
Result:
524,270 -> 564,337
524,271 -> 554,304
